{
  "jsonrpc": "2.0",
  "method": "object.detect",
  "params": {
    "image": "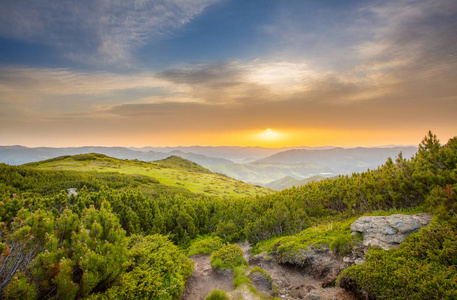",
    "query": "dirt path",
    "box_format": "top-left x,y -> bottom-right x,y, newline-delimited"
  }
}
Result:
181,242 -> 355,300
180,254 -> 234,300
252,258 -> 355,300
